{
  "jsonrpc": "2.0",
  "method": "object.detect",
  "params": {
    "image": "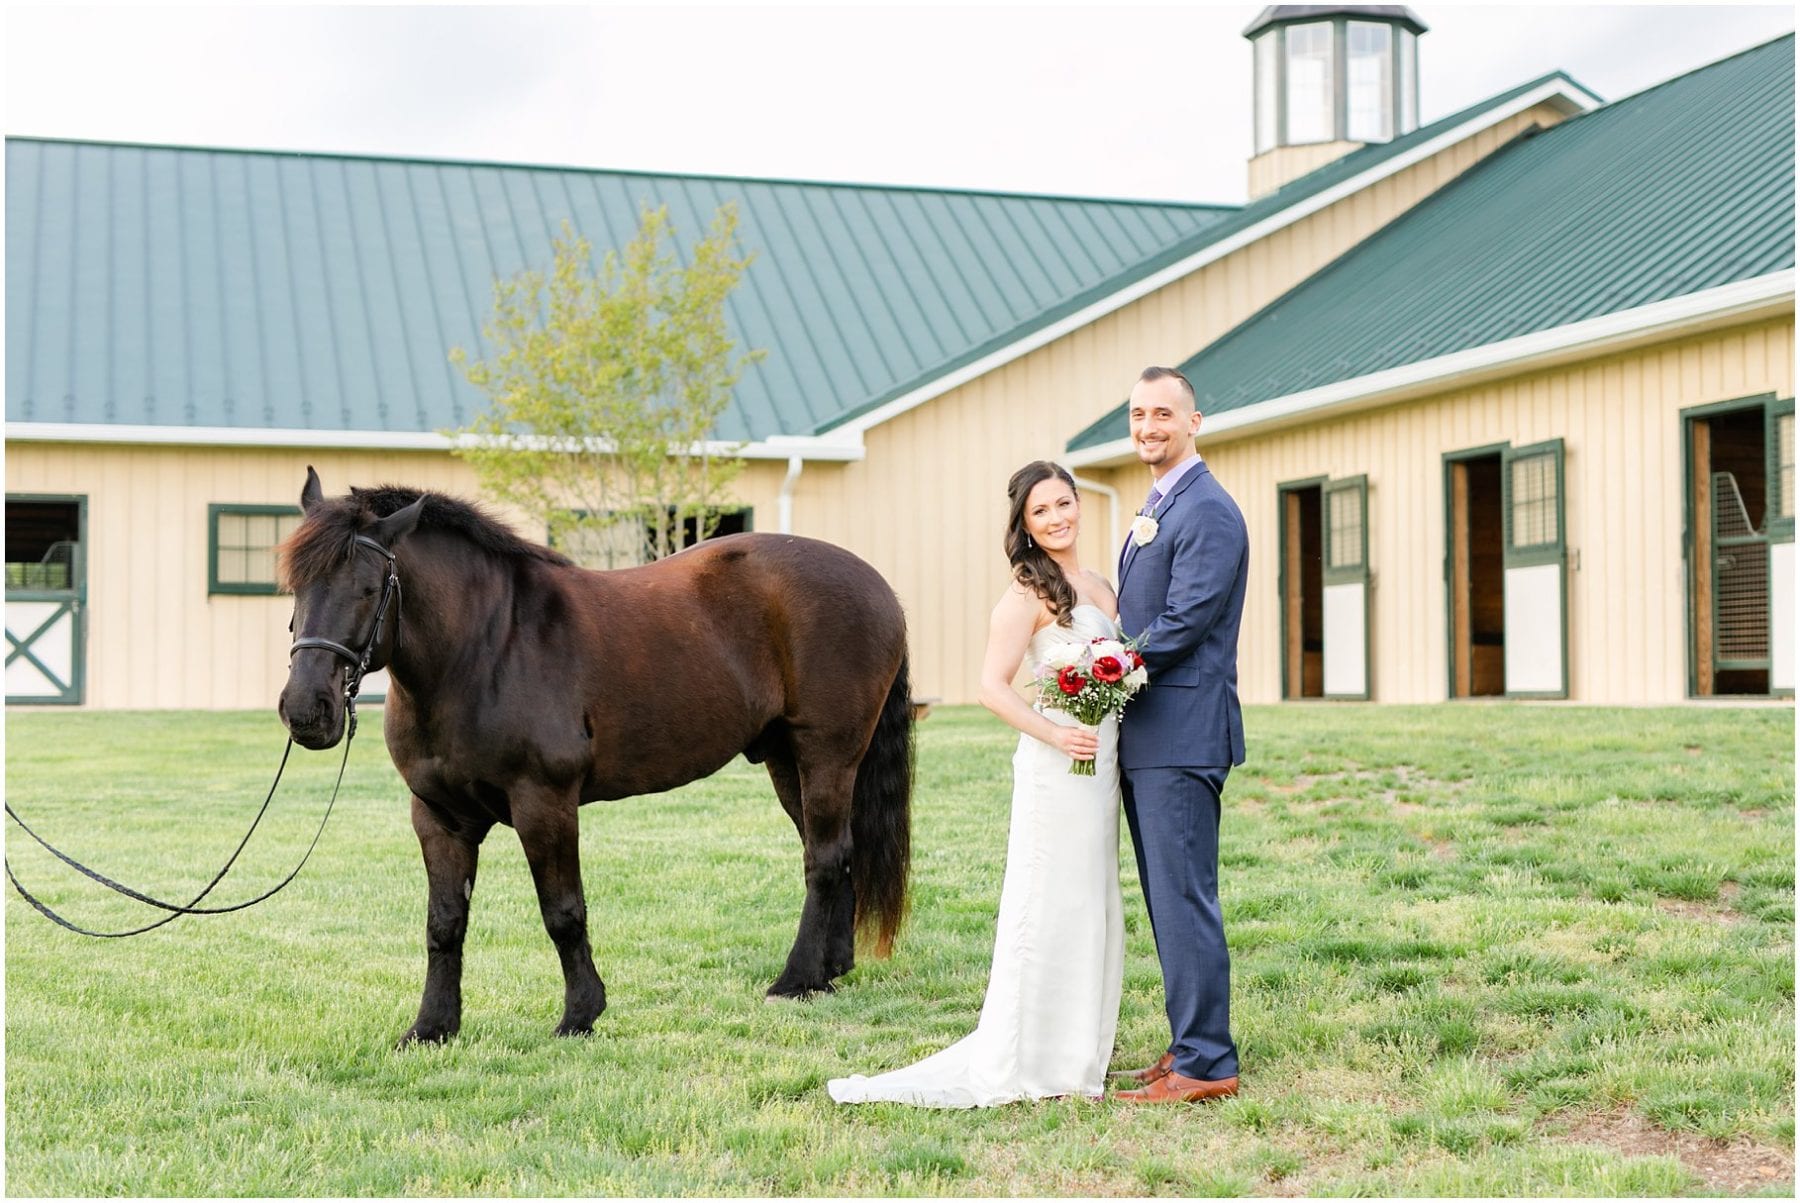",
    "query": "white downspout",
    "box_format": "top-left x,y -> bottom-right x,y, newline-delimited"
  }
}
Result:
778,454 -> 804,534
1070,473 -> 1120,567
